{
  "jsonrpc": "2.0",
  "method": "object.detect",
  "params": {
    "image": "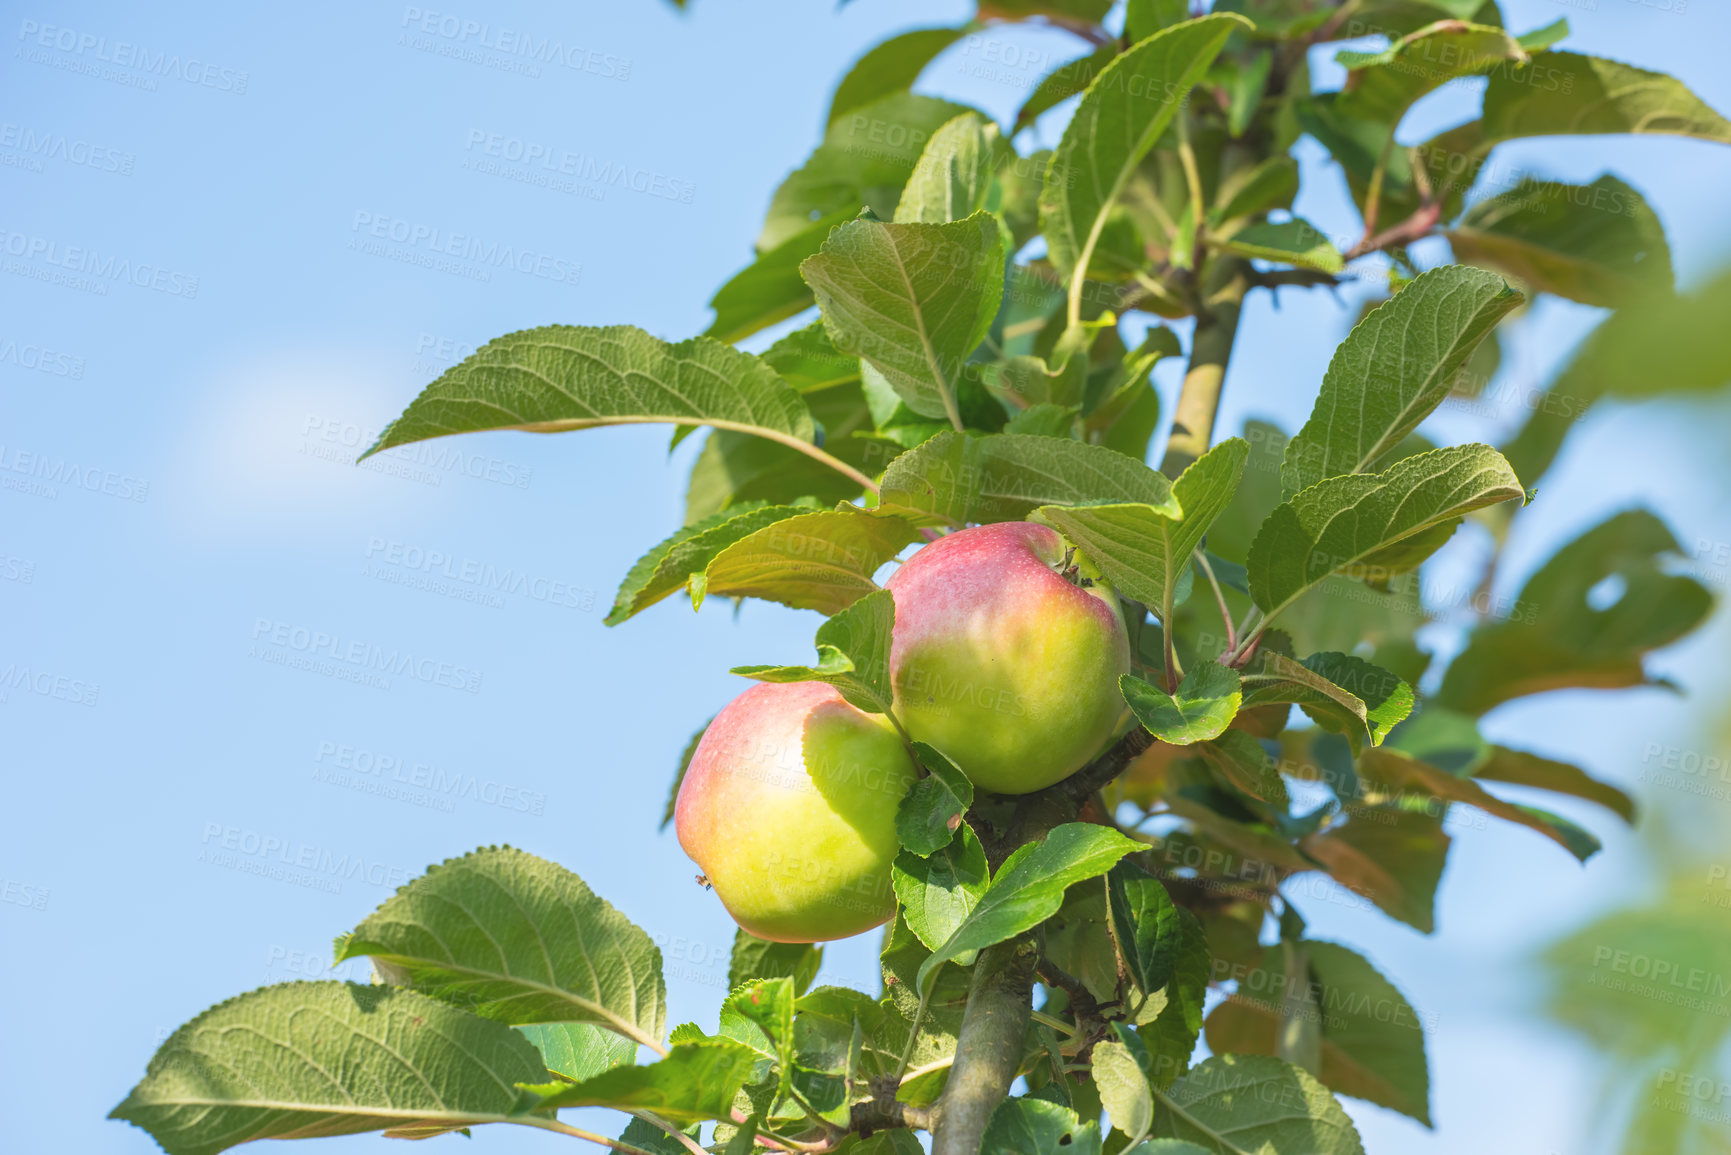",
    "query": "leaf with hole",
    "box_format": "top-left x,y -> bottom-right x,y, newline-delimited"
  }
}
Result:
1437,509 -> 1712,714
896,742 -> 976,856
